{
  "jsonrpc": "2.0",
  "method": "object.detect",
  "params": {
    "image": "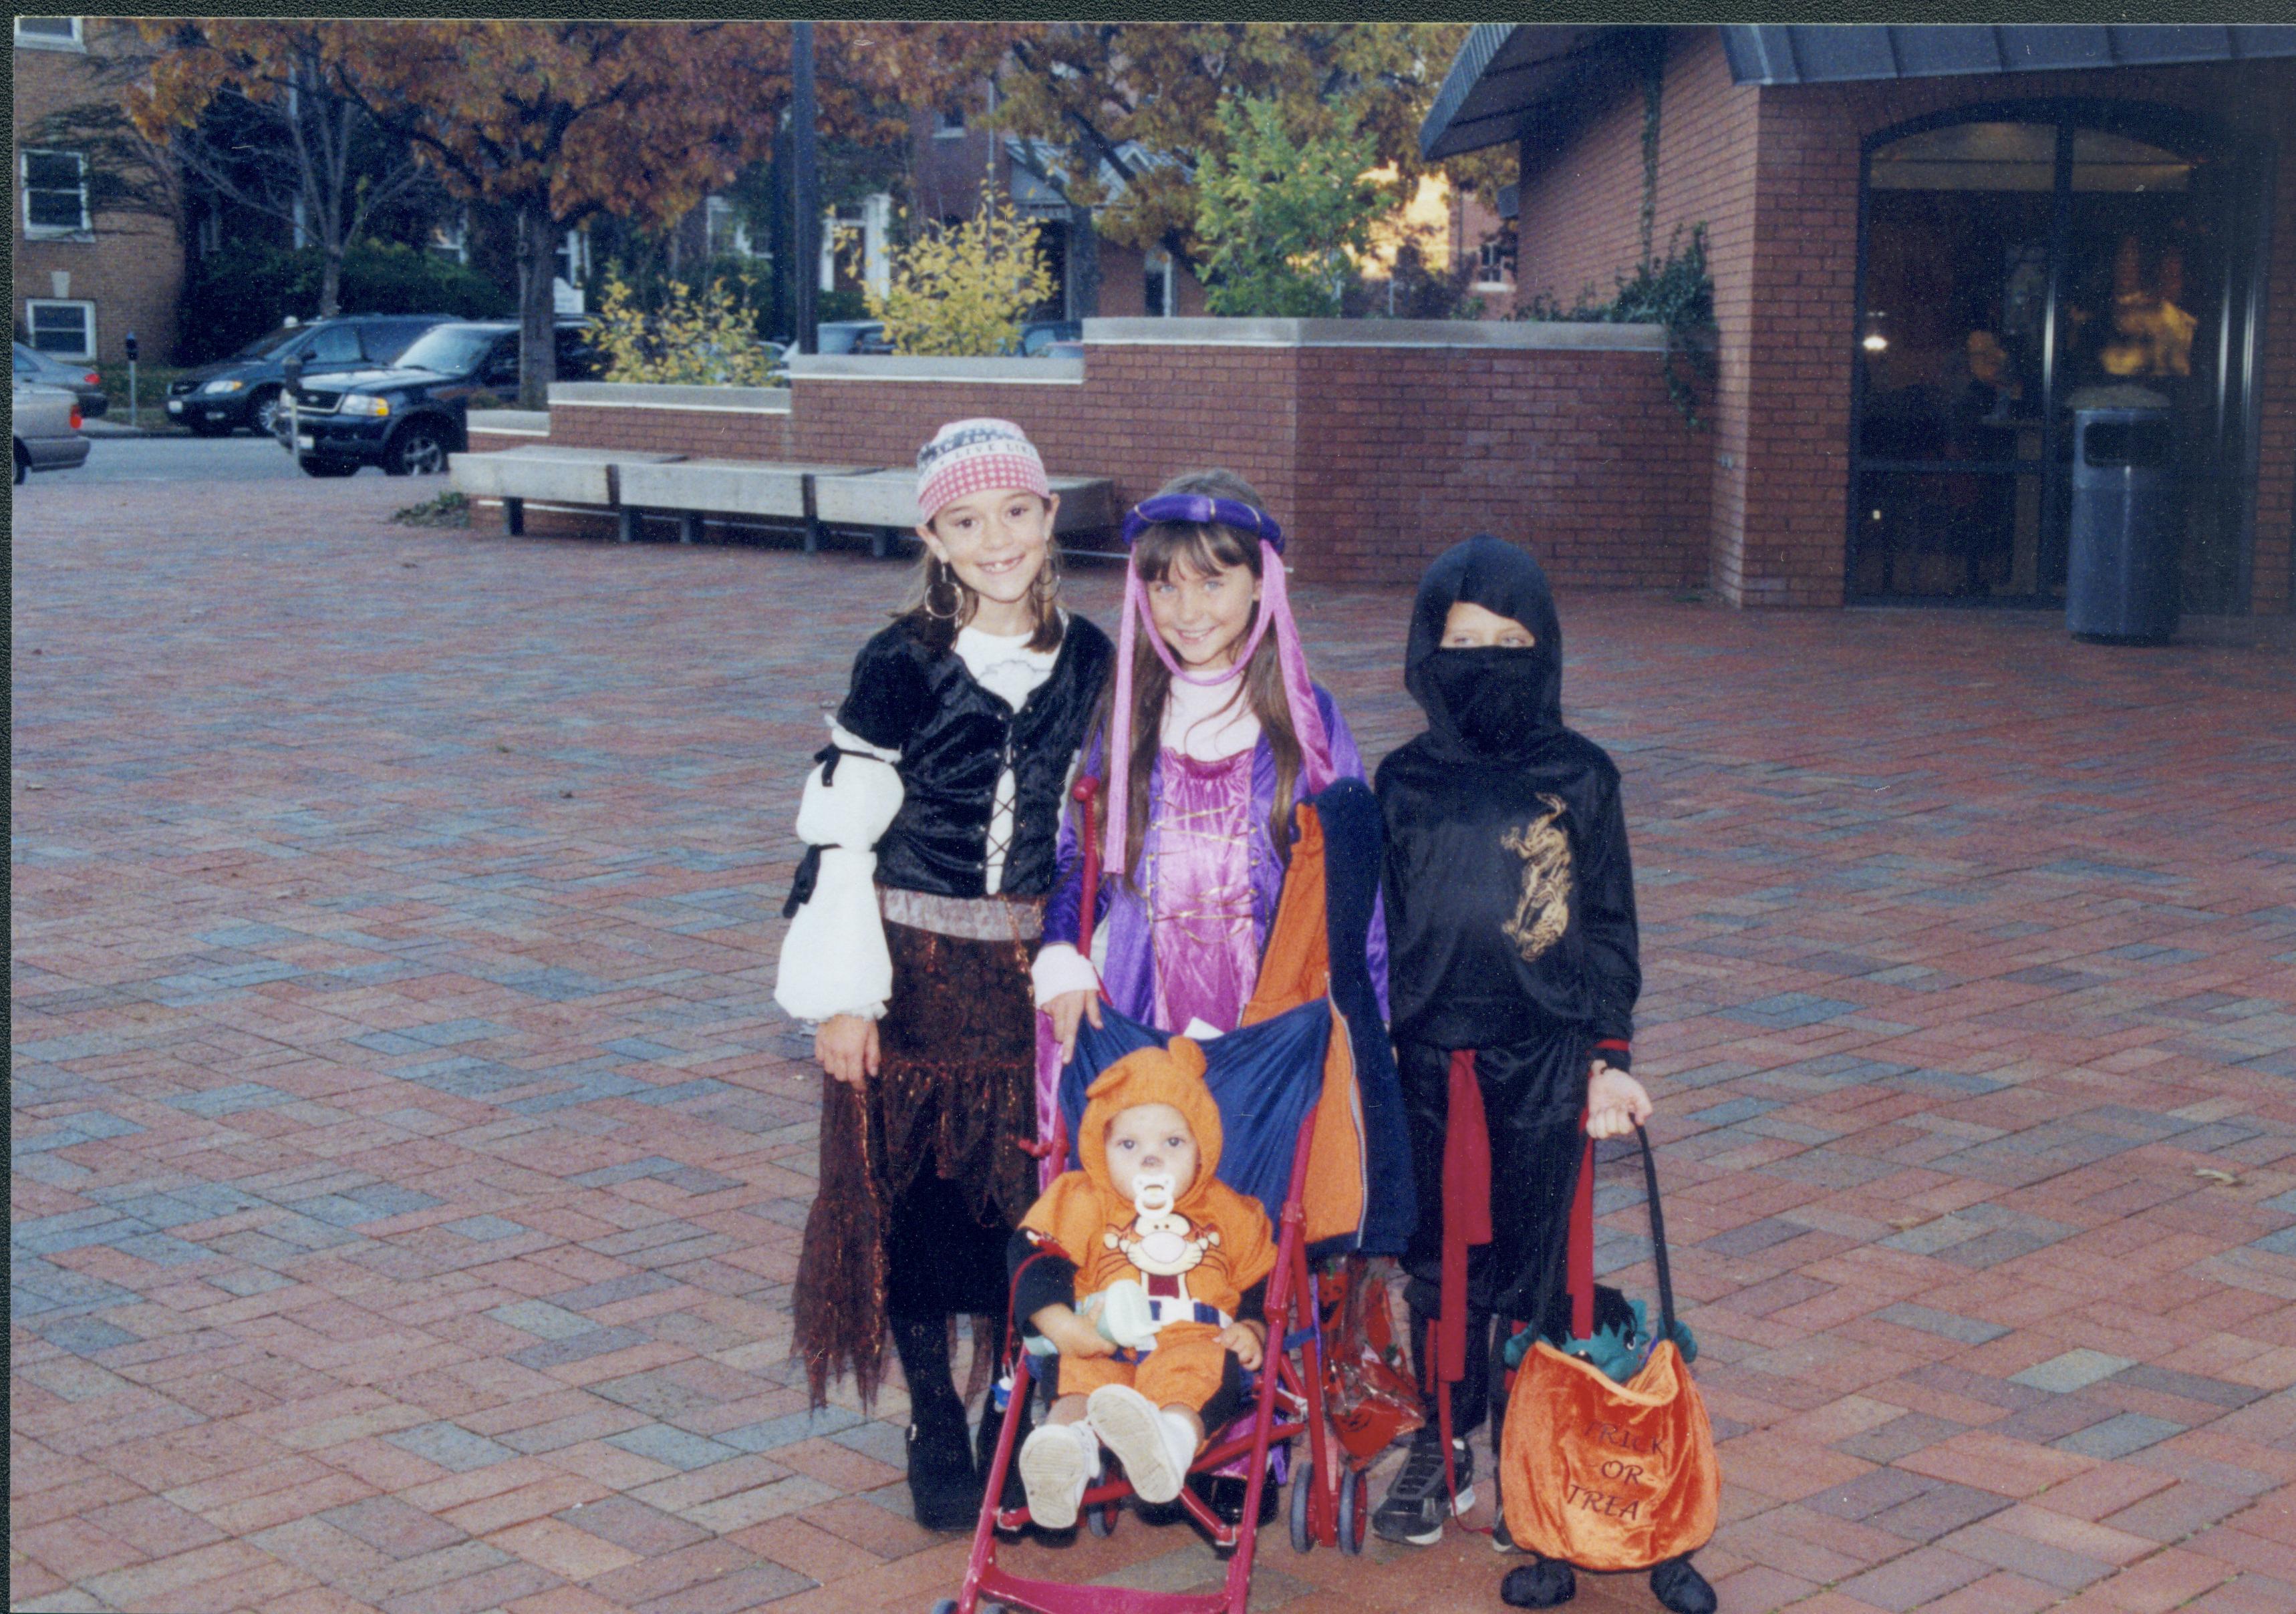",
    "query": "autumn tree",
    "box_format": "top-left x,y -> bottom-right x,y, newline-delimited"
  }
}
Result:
982,23 -> 1480,279
136,21 -> 946,406
129,21 -> 436,321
